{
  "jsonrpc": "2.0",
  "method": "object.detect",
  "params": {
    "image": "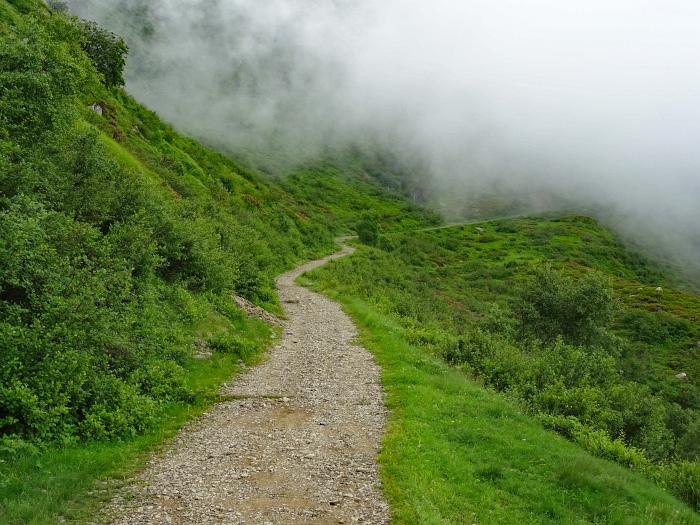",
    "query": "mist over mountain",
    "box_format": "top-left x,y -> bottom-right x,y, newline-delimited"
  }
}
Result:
68,0 -> 700,281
